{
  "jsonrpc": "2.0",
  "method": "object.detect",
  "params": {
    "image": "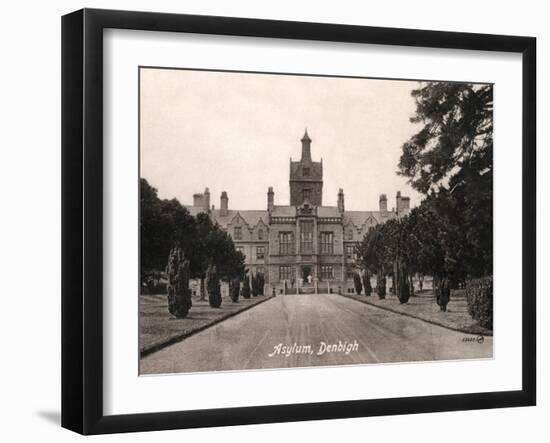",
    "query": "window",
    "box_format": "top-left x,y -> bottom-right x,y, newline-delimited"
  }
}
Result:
257,266 -> 265,276
320,265 -> 334,280
346,245 -> 356,260
302,188 -> 311,201
234,226 -> 242,240
303,167 -> 310,176
280,266 -> 292,281
346,267 -> 355,279
300,221 -> 313,253
345,229 -> 353,240
256,246 -> 265,260
279,232 -> 293,254
258,228 -> 264,240
320,232 -> 334,254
